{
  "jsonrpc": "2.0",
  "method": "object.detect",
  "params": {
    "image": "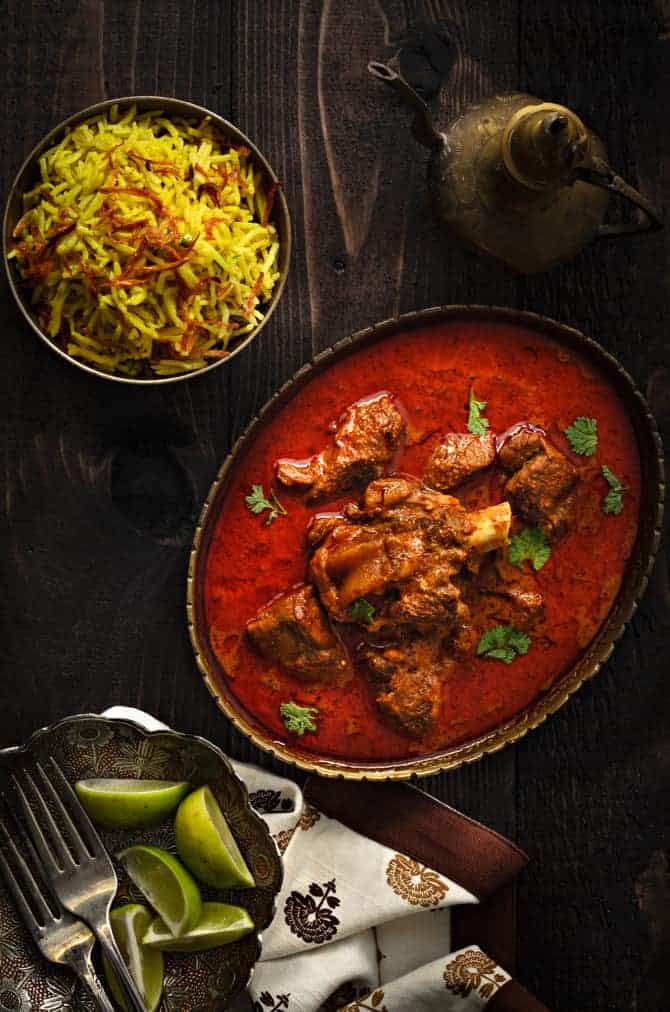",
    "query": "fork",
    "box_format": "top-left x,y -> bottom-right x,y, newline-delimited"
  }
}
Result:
12,756 -> 146,1012
0,815 -> 116,1010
